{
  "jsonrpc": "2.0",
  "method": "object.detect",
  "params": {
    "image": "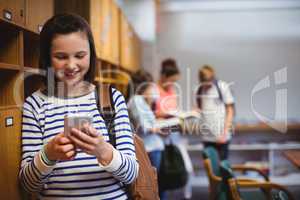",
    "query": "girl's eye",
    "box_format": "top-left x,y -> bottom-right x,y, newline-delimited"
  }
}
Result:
75,53 -> 86,59
54,54 -> 68,60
